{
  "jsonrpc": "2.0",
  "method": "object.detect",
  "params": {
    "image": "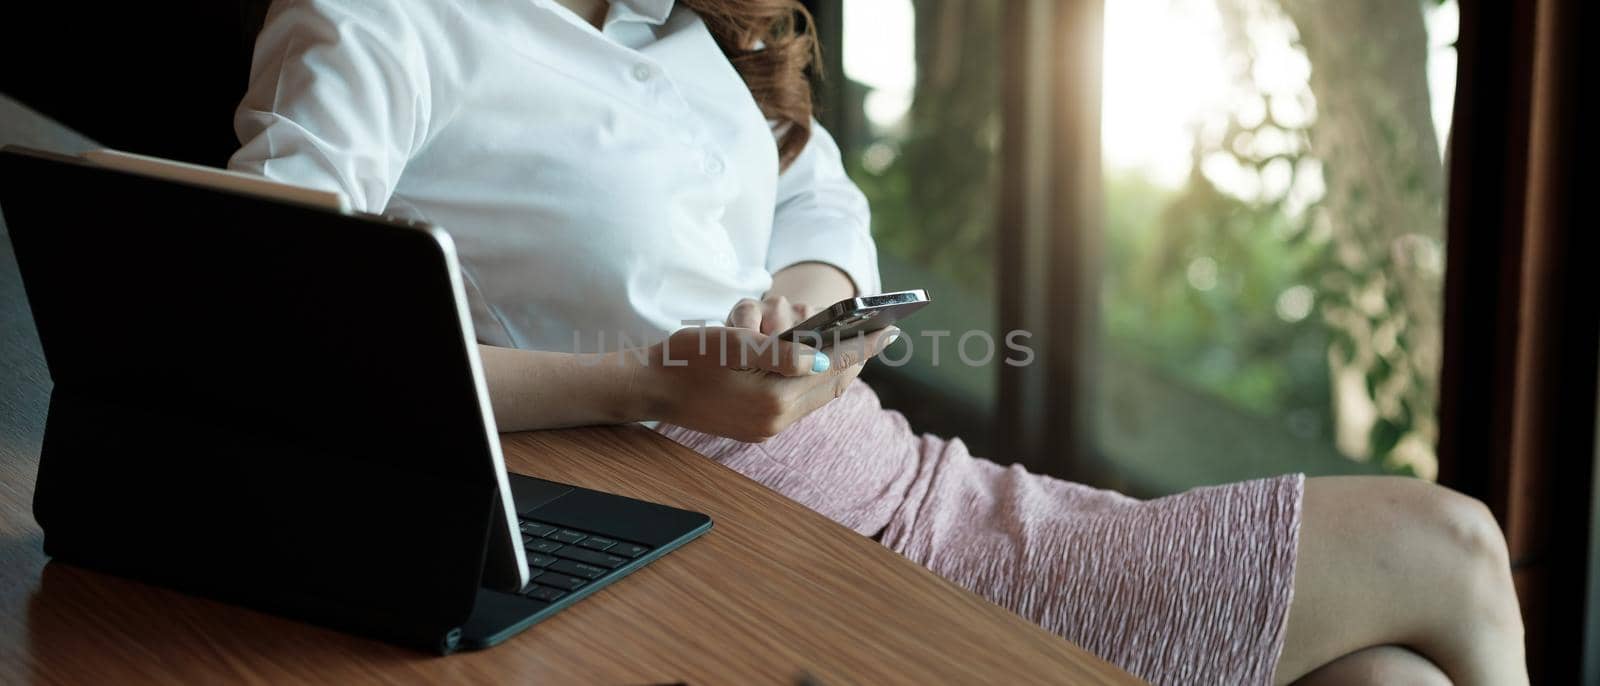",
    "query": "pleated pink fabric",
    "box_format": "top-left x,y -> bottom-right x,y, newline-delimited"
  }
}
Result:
657,381 -> 1303,685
